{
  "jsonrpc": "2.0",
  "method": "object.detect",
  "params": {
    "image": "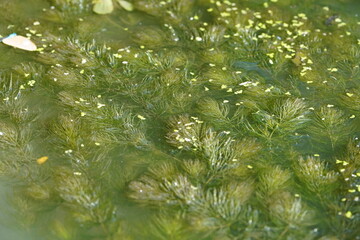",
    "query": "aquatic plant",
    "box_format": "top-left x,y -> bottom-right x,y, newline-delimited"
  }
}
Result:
0,0 -> 359,239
